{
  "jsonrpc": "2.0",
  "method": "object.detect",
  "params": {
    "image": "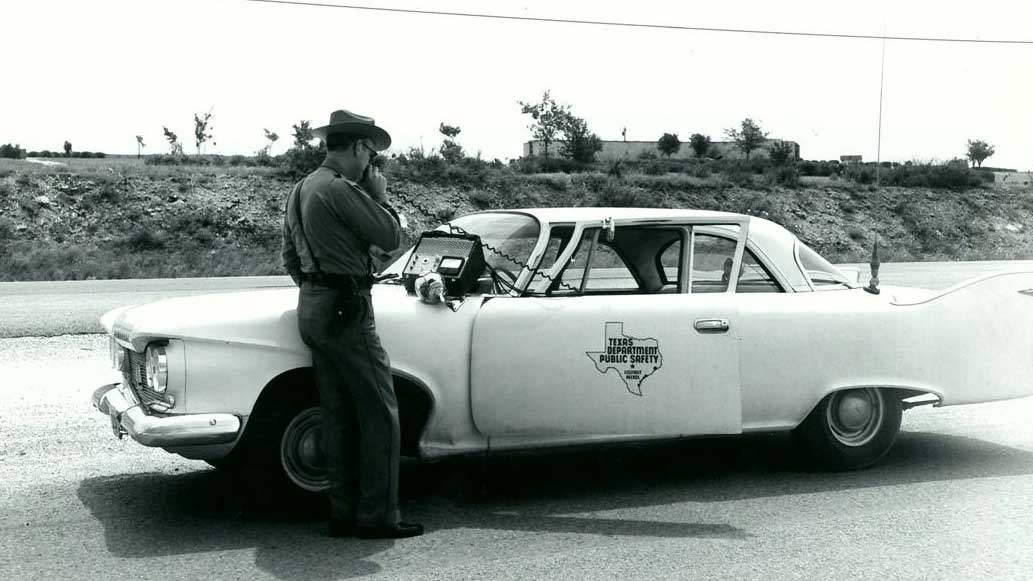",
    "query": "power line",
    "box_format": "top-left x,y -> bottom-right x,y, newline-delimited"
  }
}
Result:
246,0 -> 1033,45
